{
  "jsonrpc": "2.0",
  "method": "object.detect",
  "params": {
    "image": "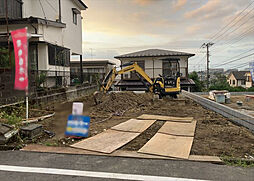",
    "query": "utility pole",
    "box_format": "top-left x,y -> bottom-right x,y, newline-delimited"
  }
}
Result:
5,0 -> 11,68
201,42 -> 214,89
